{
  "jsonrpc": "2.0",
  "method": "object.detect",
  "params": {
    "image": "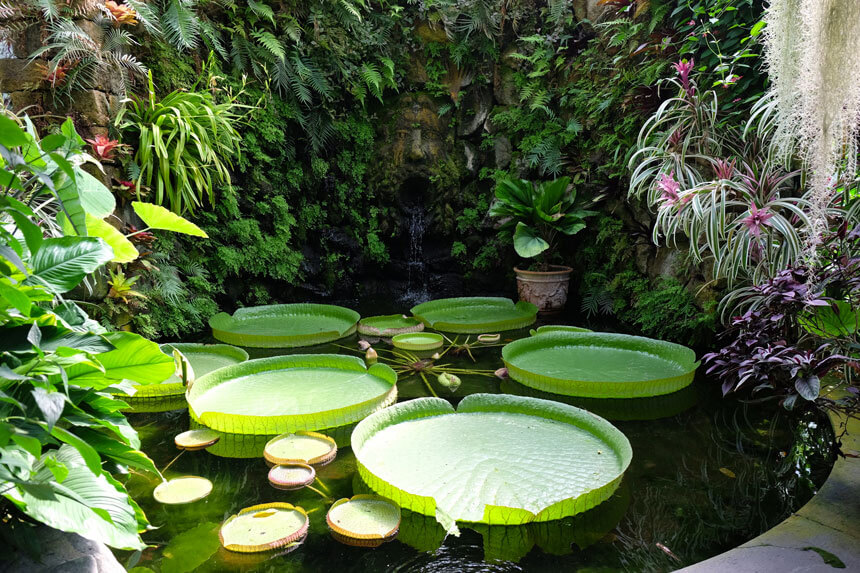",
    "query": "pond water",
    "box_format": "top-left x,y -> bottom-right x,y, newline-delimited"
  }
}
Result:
116,327 -> 835,573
